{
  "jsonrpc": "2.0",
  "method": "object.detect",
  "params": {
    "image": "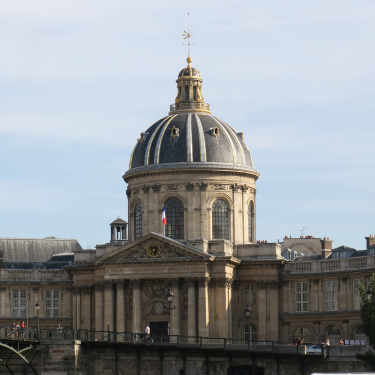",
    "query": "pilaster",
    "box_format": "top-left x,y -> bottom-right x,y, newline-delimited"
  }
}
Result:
116,280 -> 125,332
197,277 -> 210,337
